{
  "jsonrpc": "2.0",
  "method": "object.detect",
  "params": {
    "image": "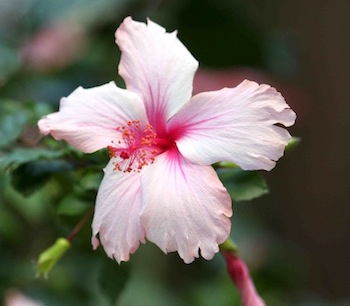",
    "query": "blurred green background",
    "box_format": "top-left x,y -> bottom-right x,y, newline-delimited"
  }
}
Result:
1,0 -> 350,305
